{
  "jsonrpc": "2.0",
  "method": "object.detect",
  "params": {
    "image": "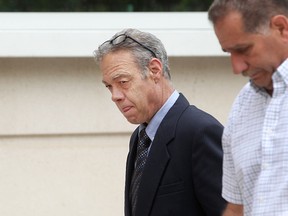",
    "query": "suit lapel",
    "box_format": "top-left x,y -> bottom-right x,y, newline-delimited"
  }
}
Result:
125,130 -> 139,216
135,94 -> 190,216
135,130 -> 171,216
